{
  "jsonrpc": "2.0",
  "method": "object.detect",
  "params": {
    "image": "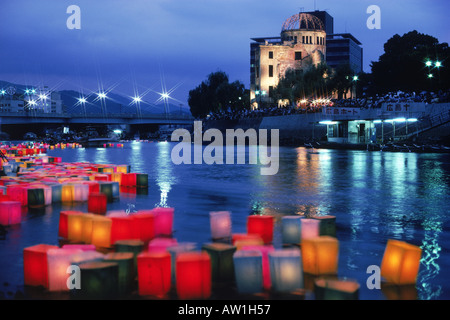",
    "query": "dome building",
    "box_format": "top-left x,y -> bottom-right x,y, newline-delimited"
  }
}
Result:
250,13 -> 327,109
